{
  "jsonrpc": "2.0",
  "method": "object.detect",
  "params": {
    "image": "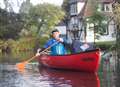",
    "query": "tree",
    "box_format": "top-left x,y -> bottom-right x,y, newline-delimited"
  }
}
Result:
19,0 -> 32,14
0,0 -> 25,39
18,0 -> 33,37
84,0 -> 108,43
3,0 -> 14,12
0,8 -> 24,39
113,2 -> 120,64
62,0 -> 69,25
22,3 -> 65,37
